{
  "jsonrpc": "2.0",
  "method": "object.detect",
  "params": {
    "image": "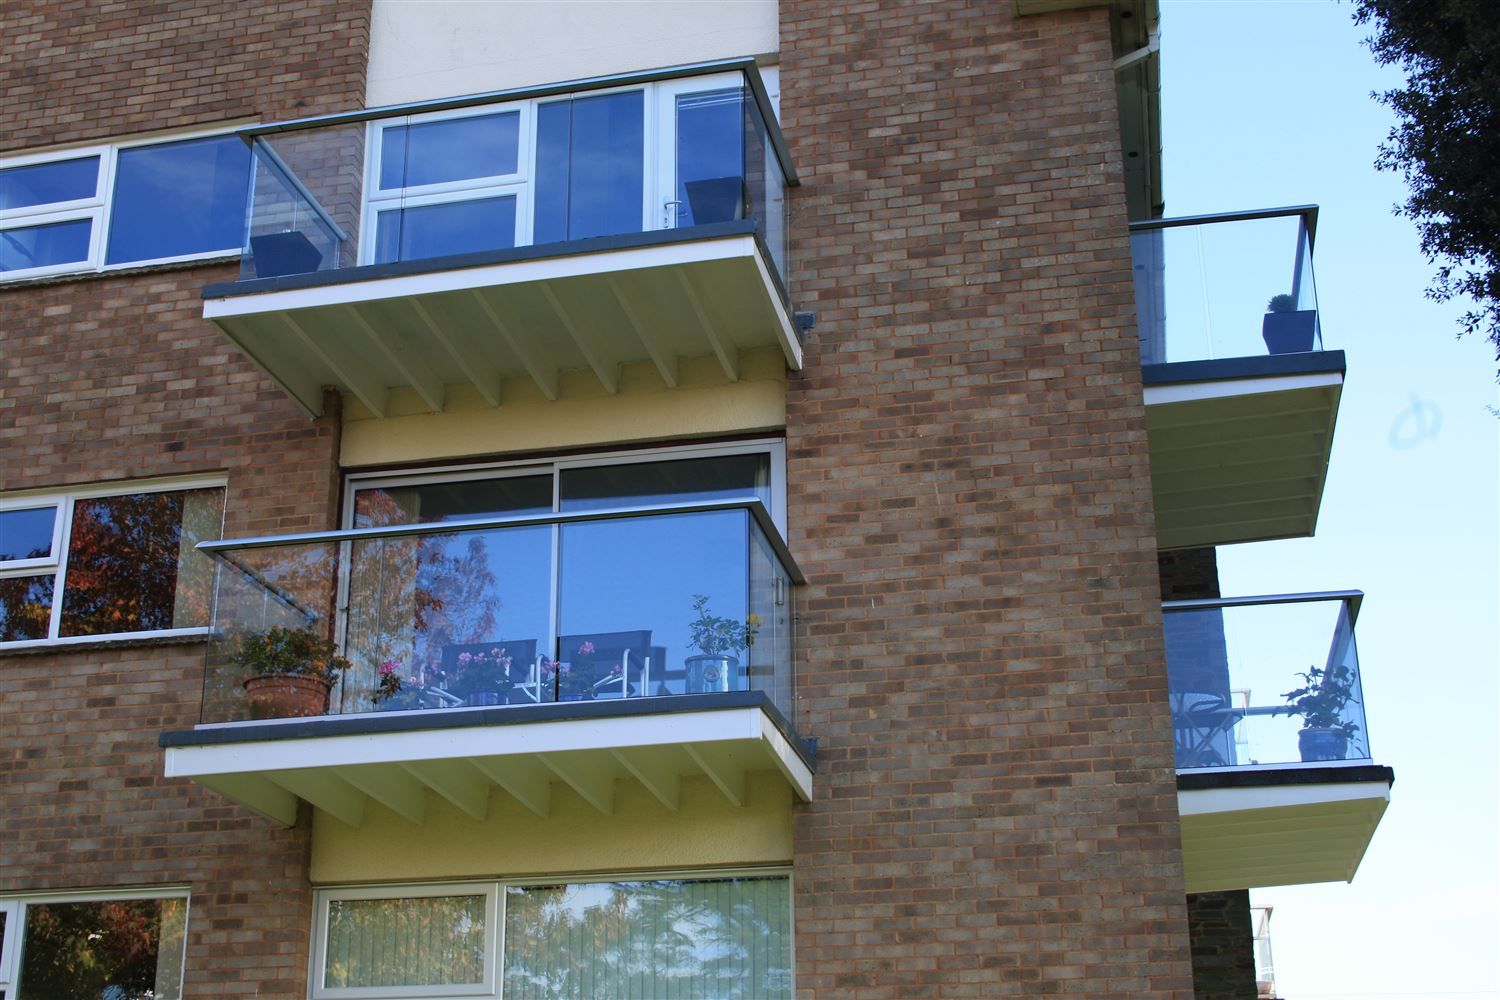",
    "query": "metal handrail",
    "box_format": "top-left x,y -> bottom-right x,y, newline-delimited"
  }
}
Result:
197,497 -> 805,584
1128,205 -> 1319,247
1162,590 -> 1363,623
